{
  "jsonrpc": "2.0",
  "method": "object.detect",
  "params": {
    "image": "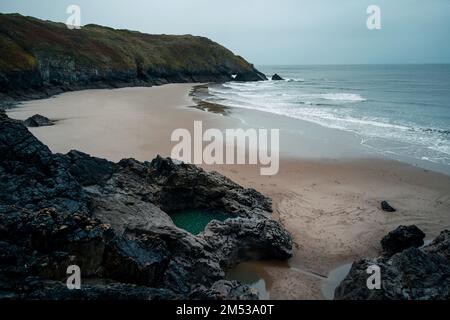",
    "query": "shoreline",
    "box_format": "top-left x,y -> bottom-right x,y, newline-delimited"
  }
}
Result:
6,84 -> 450,299
191,84 -> 450,176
